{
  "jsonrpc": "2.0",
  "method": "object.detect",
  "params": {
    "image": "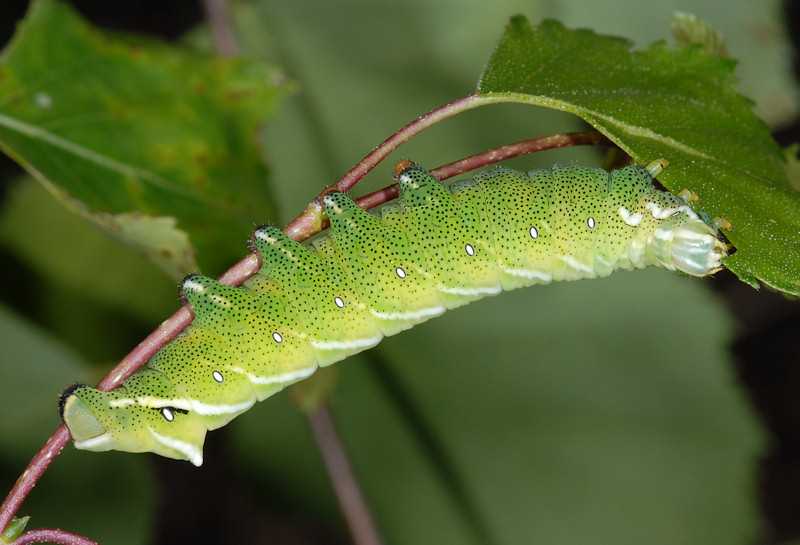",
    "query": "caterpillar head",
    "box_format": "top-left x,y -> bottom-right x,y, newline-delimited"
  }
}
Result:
640,193 -> 728,277
60,377 -> 208,466
664,216 -> 727,276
